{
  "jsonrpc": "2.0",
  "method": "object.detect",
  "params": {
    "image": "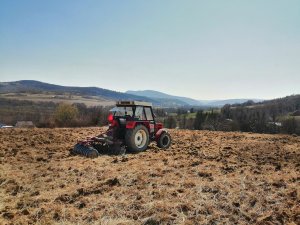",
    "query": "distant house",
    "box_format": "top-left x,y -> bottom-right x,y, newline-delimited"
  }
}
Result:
292,110 -> 300,116
268,122 -> 282,127
0,123 -> 14,128
15,121 -> 35,128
